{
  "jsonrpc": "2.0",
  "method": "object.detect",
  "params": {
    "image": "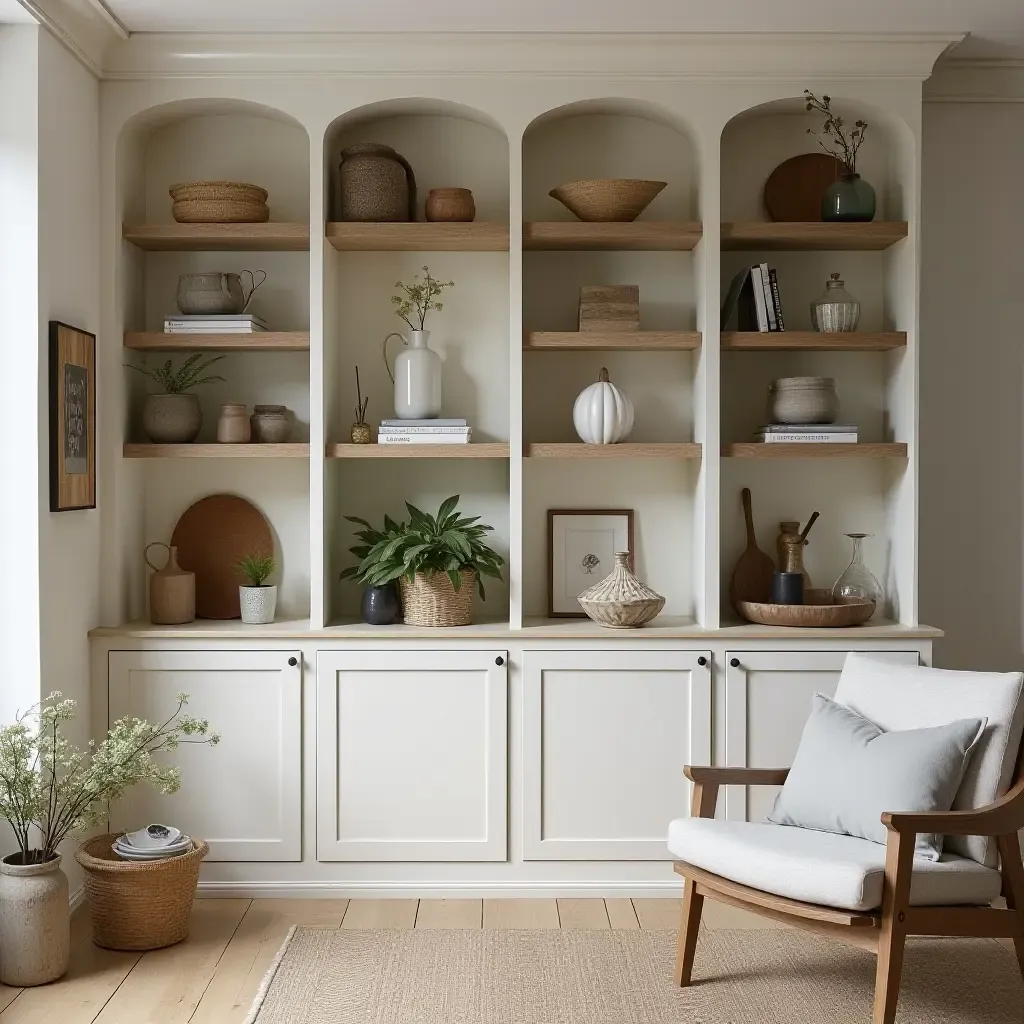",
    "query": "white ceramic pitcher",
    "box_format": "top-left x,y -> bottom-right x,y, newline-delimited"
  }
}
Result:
383,329 -> 442,419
